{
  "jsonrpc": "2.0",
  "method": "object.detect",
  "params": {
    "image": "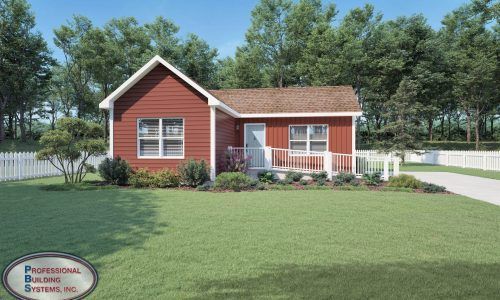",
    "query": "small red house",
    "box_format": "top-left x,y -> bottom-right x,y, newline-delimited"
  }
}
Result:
99,56 -> 362,180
